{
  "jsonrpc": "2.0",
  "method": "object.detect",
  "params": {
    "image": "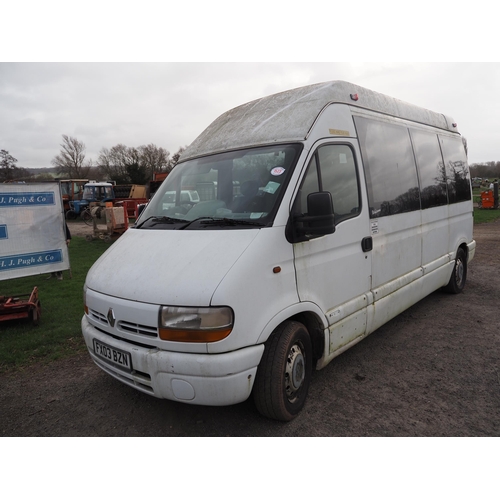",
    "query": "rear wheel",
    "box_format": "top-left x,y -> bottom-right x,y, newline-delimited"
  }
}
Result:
253,321 -> 312,421
82,209 -> 93,225
444,247 -> 467,294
